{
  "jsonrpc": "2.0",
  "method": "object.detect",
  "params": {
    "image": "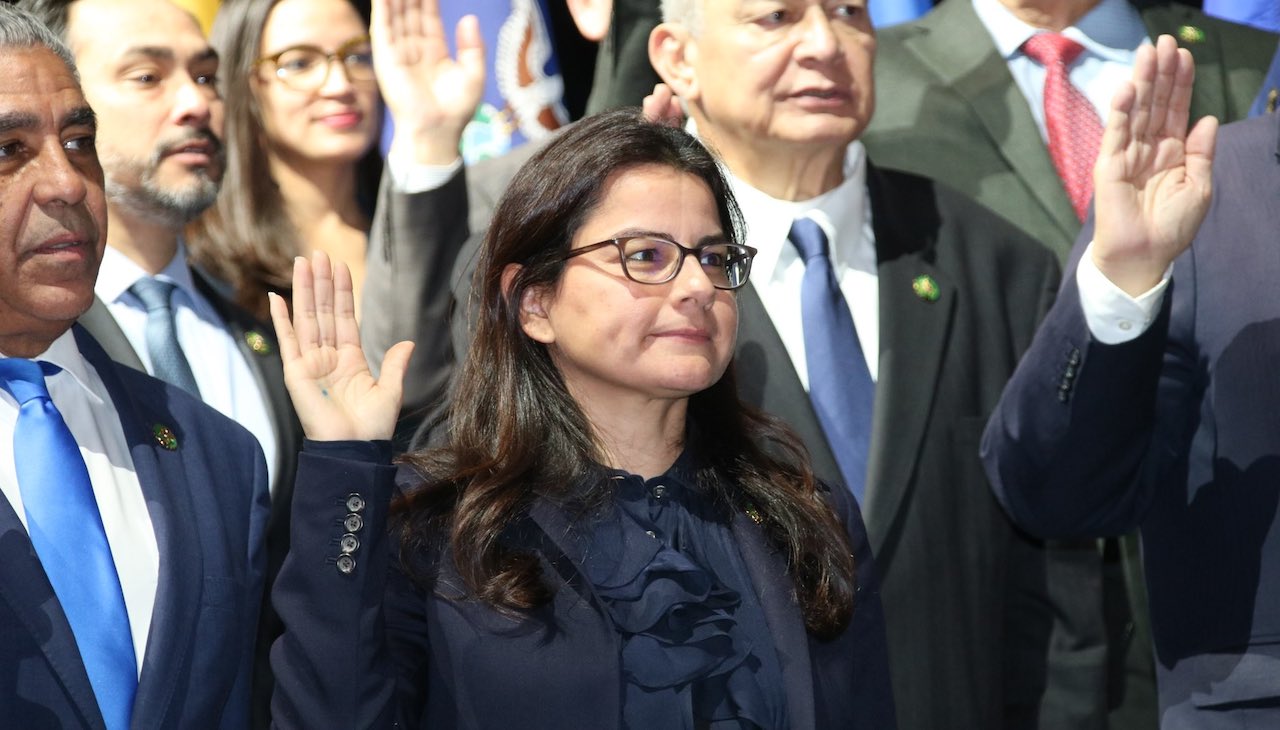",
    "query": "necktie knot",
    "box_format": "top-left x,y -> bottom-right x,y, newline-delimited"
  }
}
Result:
130,276 -> 178,314
789,218 -> 830,263
1023,33 -> 1086,68
0,358 -> 58,405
